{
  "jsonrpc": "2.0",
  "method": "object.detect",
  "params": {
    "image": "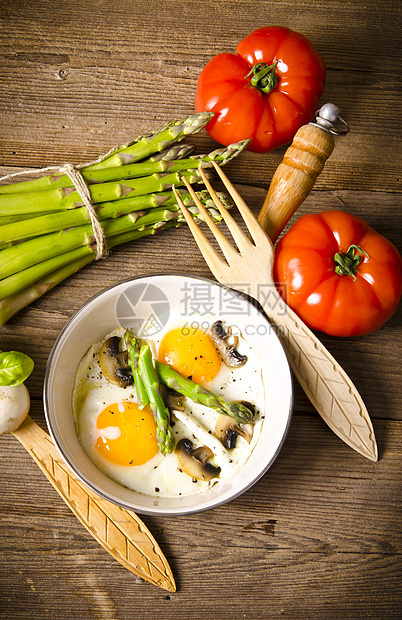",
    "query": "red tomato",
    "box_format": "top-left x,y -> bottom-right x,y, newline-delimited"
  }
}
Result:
195,26 -> 326,153
273,211 -> 402,337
